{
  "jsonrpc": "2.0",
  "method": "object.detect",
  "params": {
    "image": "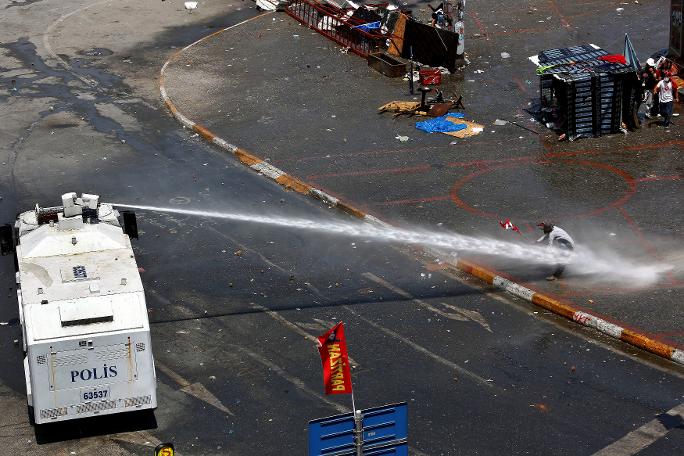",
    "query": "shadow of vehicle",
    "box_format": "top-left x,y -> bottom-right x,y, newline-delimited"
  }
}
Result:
34,409 -> 157,445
